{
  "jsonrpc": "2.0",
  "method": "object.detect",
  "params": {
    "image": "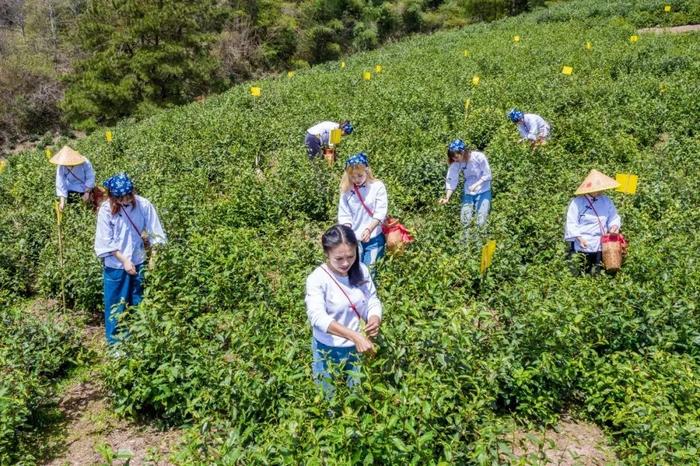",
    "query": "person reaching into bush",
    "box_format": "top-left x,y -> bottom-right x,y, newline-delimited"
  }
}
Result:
507,108 -> 551,146
564,169 -> 622,275
338,152 -> 388,274
49,145 -> 96,211
438,139 -> 492,245
94,173 -> 167,346
305,224 -> 382,397
304,120 -> 353,159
